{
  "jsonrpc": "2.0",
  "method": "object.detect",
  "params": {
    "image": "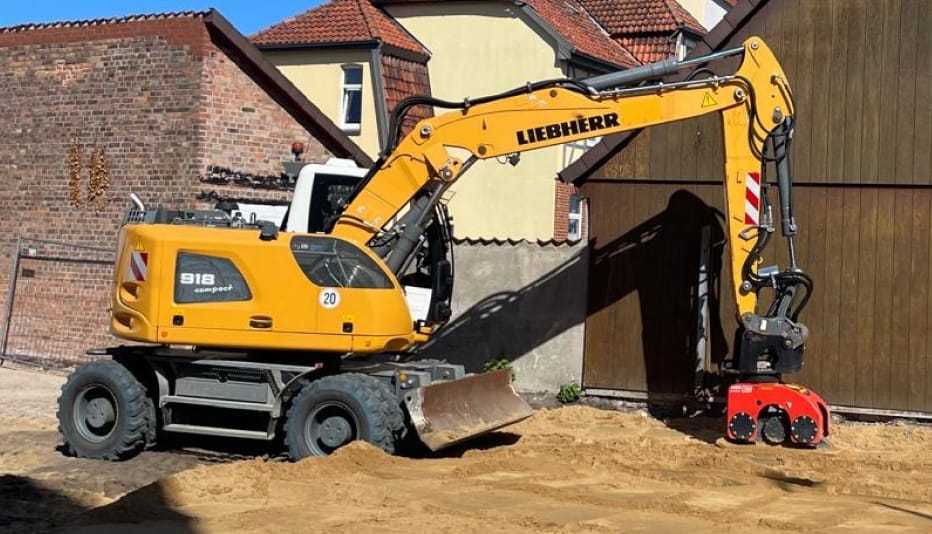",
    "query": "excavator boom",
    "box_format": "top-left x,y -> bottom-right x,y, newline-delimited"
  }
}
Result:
333,37 -> 794,321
